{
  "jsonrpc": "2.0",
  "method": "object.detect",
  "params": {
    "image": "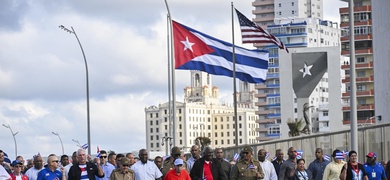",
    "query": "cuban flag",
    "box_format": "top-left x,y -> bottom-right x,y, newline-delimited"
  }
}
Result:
342,150 -> 349,157
272,156 -> 277,161
335,152 -> 345,160
296,150 -> 303,159
96,146 -> 101,158
81,143 -> 89,150
233,153 -> 240,161
172,20 -> 269,84
265,152 -> 270,159
3,152 -> 11,164
323,154 -> 331,161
